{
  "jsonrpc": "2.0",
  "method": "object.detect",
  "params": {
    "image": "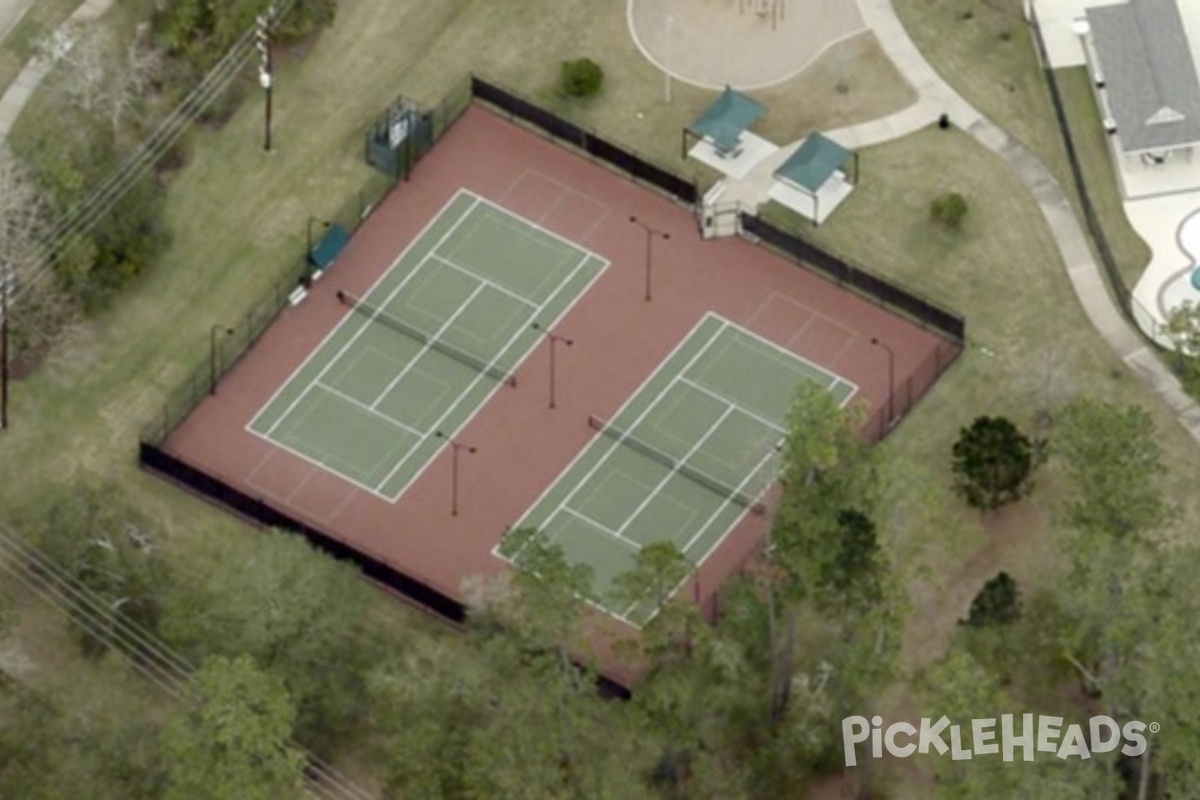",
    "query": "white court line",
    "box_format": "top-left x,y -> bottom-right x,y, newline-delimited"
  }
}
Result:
677,376 -> 788,436
313,381 -> 423,438
498,316 -> 731,567
560,507 -> 640,550
253,192 -> 482,439
376,242 -> 609,498
681,444 -> 780,555
428,253 -> 539,309
614,405 -> 736,537
471,190 -> 605,256
718,316 -> 862,401
368,282 -> 488,410
489,315 -> 723,567
255,428 -> 397,503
